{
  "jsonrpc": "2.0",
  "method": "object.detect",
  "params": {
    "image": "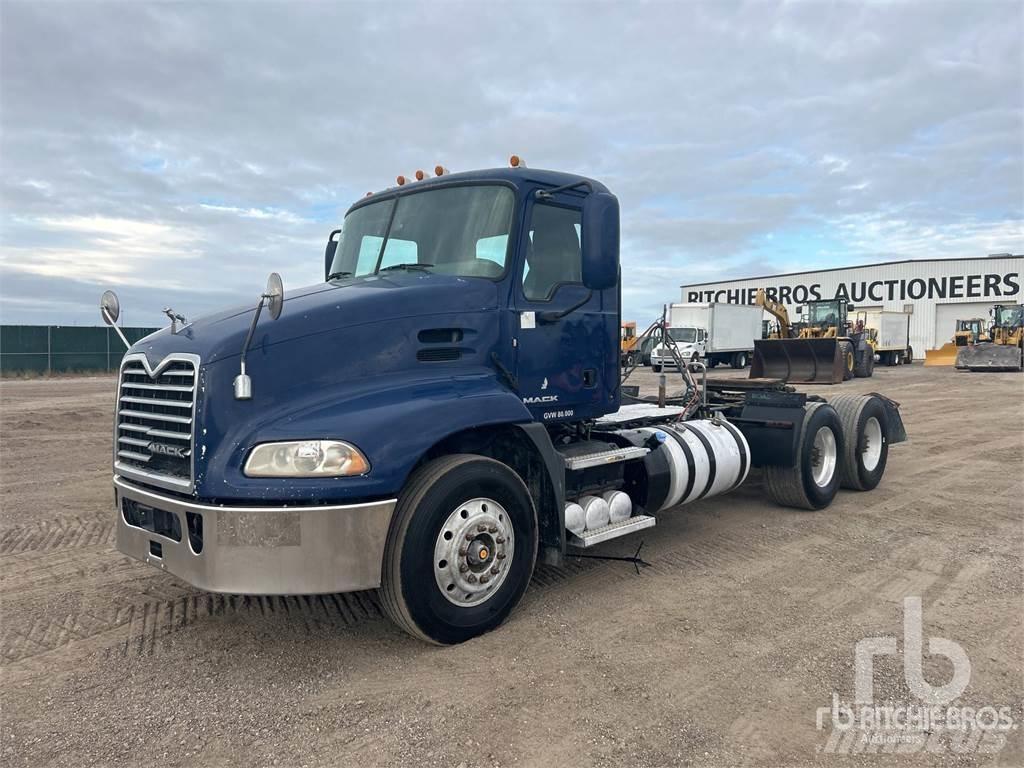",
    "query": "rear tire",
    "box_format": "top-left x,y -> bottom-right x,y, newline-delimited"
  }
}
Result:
731,351 -> 748,369
905,346 -> 914,364
839,342 -> 855,381
854,347 -> 873,378
652,364 -> 662,373
828,395 -> 890,491
380,455 -> 538,645
764,402 -> 843,510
